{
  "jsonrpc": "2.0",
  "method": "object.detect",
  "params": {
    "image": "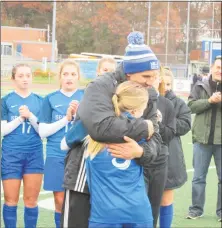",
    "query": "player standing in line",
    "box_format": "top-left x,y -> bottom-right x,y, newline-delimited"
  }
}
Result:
148,67 -> 176,227
1,64 -> 44,228
38,59 -> 84,228
159,67 -> 191,228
